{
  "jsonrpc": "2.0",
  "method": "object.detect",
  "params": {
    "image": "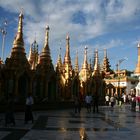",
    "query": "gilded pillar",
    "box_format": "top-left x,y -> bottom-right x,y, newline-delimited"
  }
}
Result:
116,87 -> 118,95
107,88 -> 109,95
111,88 -> 114,95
